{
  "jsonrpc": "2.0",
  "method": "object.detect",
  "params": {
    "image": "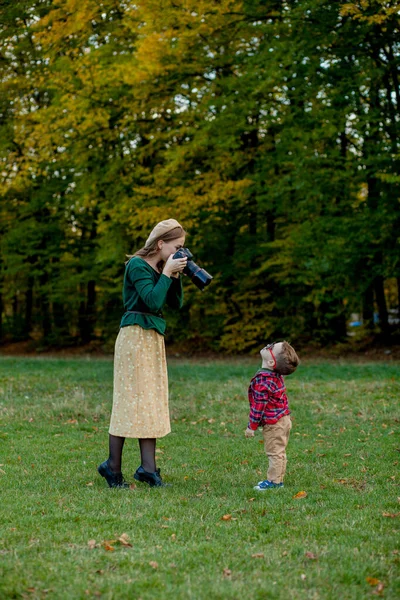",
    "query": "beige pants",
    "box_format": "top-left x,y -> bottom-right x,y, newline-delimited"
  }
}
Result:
262,415 -> 292,483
